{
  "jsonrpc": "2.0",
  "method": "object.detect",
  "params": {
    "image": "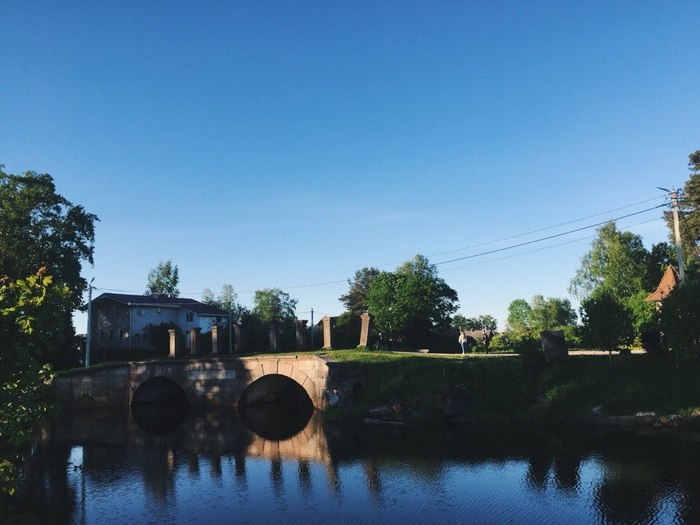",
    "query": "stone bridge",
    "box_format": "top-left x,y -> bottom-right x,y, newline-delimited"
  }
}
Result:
54,355 -> 357,412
